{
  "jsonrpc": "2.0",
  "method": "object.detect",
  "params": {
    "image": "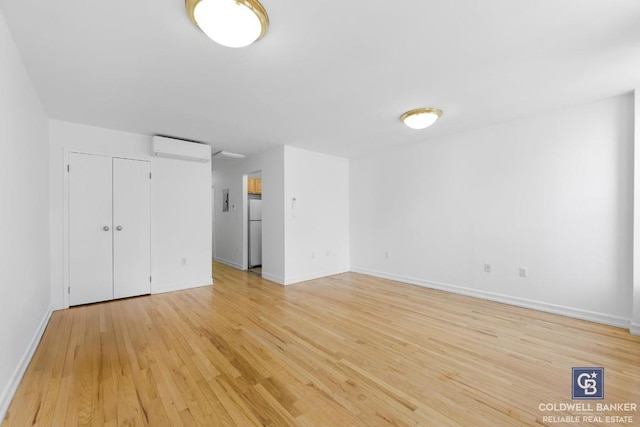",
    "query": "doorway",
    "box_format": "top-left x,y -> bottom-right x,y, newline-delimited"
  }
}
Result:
246,172 -> 262,275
